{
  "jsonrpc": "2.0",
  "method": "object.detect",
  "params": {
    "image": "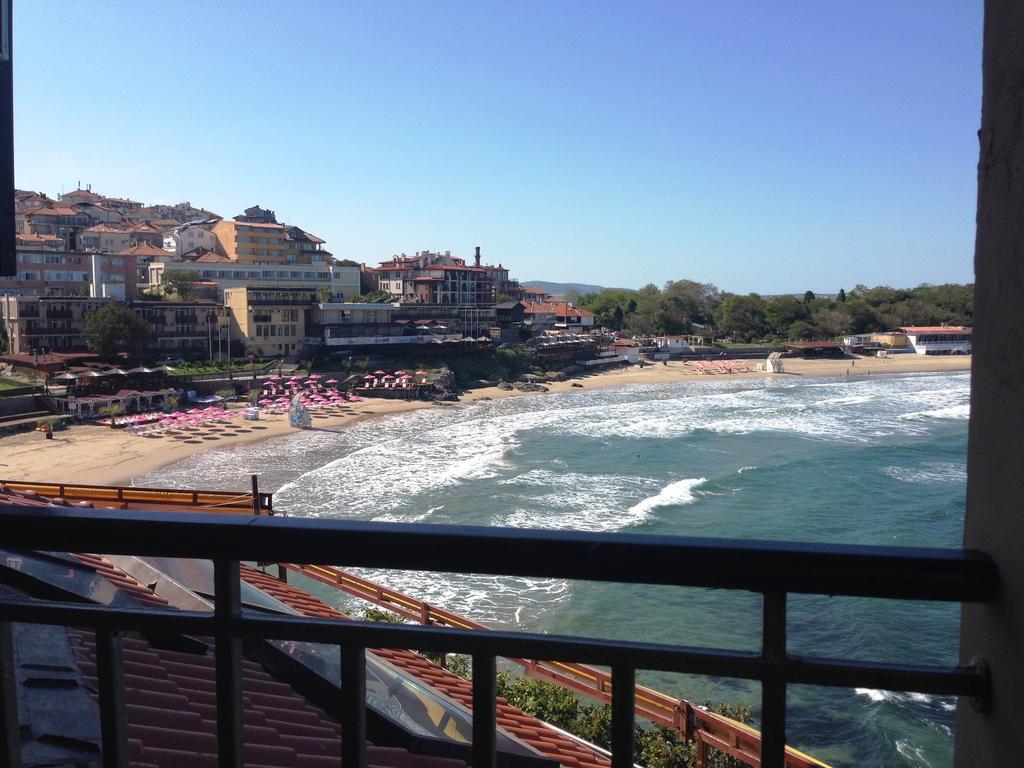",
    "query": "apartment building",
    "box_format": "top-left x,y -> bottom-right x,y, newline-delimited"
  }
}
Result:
0,249 -> 137,300
0,295 -> 116,354
78,223 -> 131,253
372,250 -> 494,306
223,287 -> 314,356
131,300 -> 230,358
18,205 -> 91,249
148,259 -> 359,301
210,209 -> 333,266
